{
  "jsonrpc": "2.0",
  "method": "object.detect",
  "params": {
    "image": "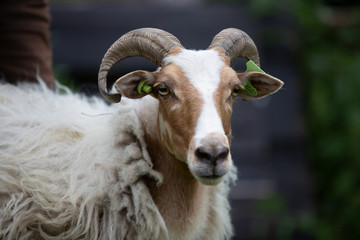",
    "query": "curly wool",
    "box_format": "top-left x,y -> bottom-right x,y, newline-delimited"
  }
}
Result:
0,81 -> 167,239
0,81 -> 237,240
